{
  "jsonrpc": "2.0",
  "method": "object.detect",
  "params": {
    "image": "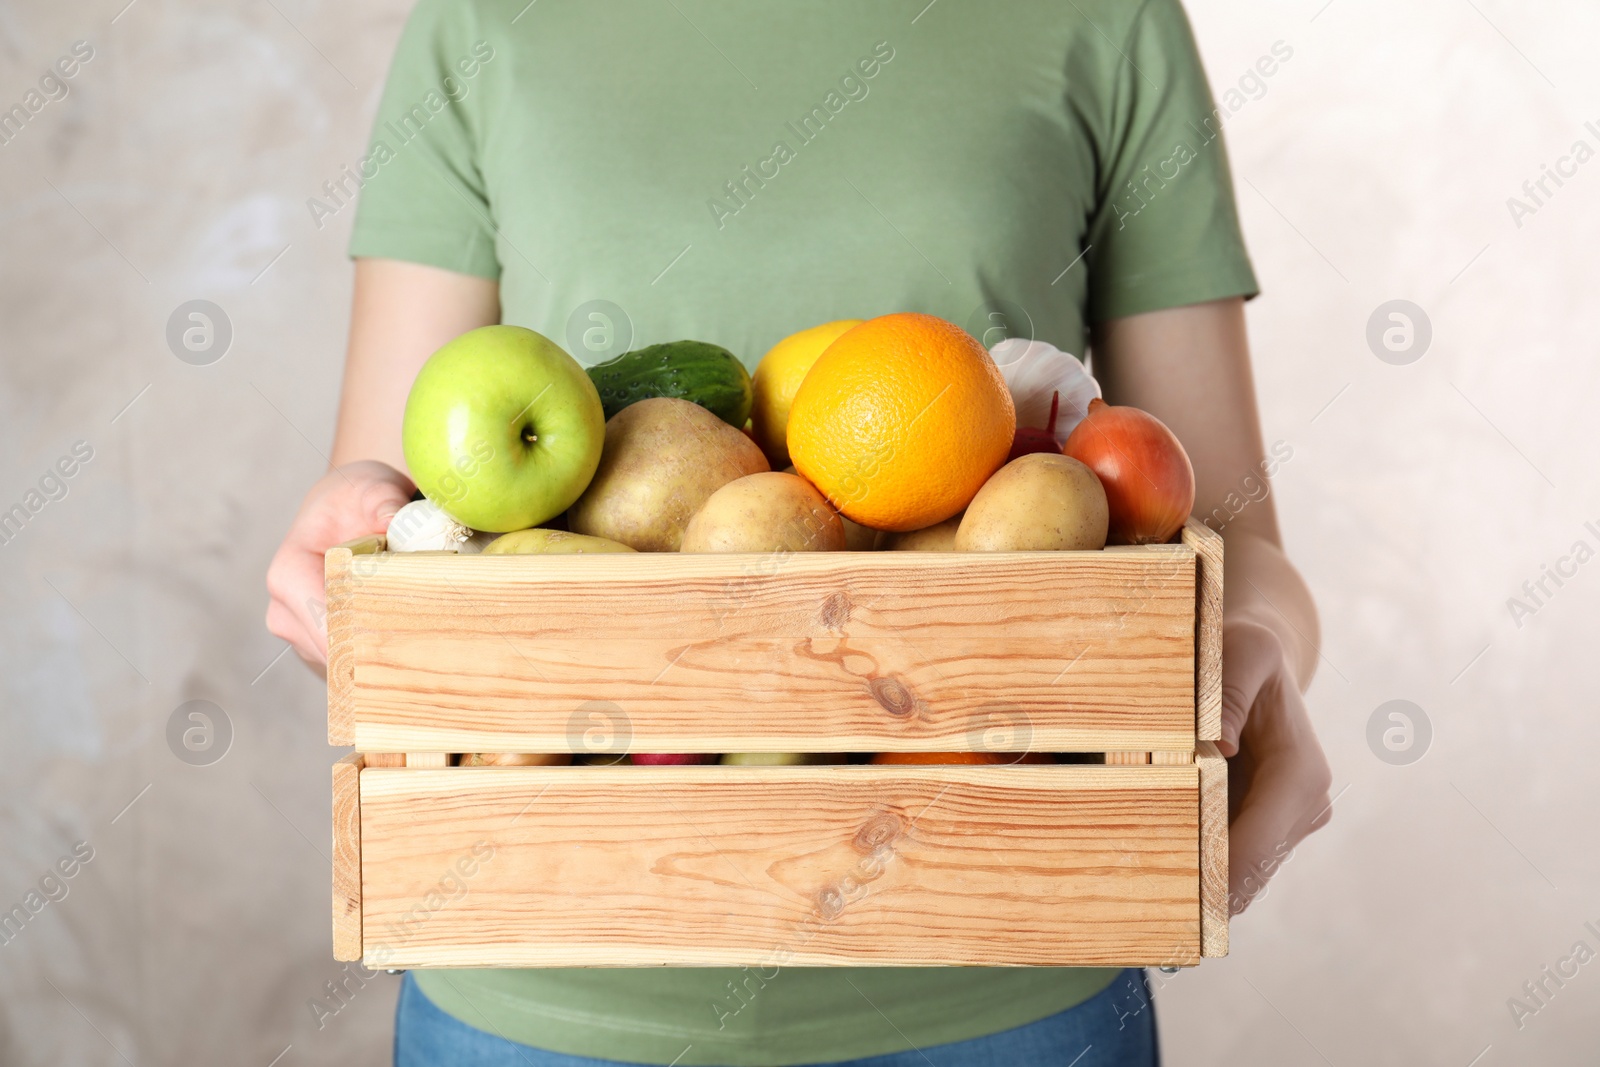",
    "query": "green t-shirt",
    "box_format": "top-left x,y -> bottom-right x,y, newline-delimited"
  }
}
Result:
348,1 -> 1256,1063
